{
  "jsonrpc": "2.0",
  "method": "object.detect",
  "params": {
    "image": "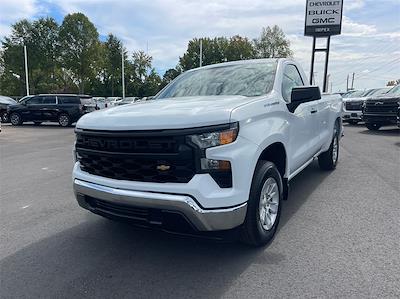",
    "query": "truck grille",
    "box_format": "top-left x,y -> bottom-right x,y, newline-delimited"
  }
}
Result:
75,130 -> 196,183
345,101 -> 363,111
364,101 -> 398,114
